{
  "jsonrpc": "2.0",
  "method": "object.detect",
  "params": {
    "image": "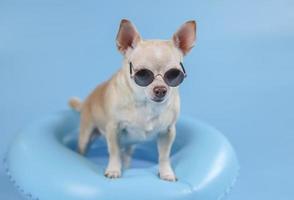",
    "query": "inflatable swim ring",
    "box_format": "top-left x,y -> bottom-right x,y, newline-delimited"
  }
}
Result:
4,110 -> 239,200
